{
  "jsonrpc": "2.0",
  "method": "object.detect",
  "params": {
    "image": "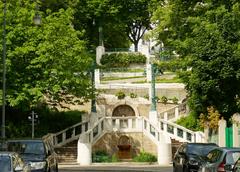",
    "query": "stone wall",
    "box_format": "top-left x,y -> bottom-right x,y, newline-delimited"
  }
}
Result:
92,132 -> 158,158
